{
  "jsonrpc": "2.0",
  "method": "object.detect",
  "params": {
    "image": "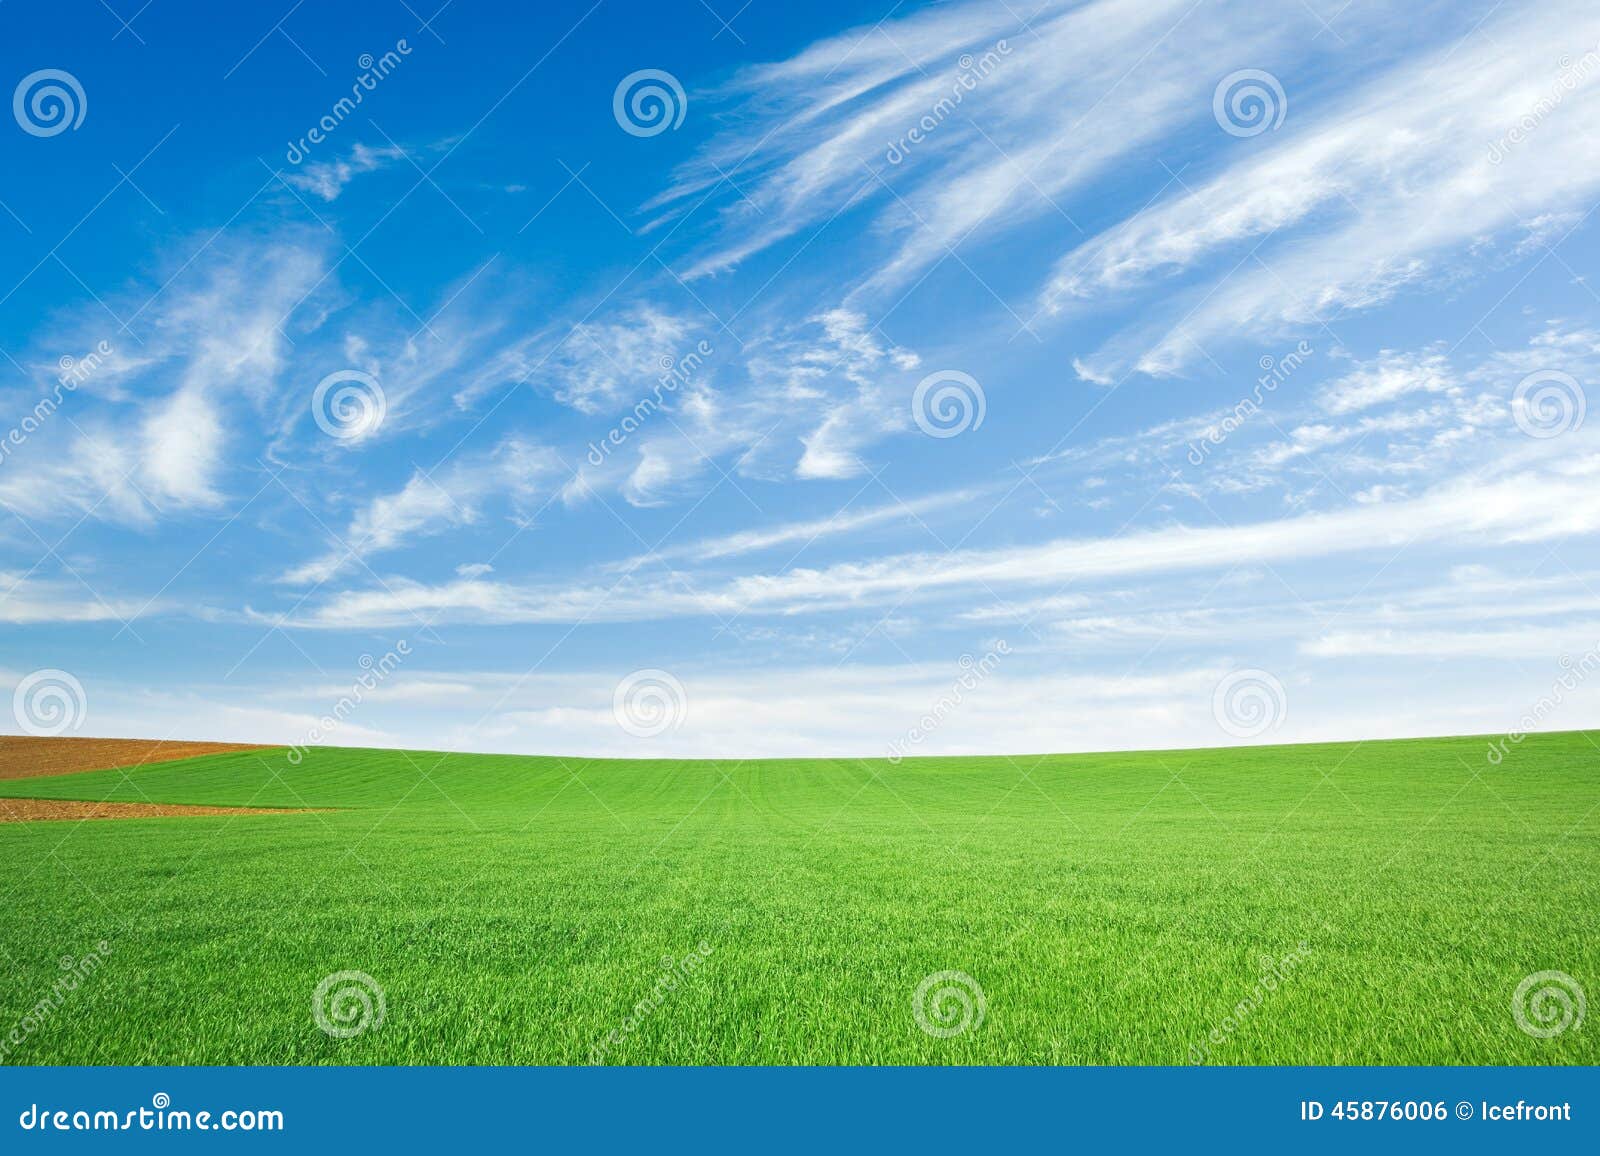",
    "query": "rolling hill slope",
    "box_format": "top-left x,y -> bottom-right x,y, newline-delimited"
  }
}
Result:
0,732 -> 1594,1064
